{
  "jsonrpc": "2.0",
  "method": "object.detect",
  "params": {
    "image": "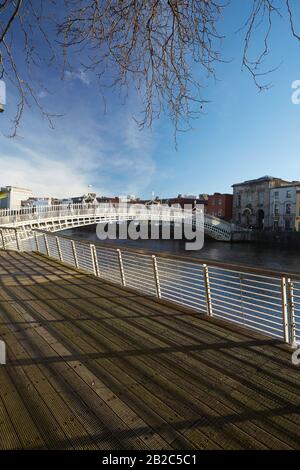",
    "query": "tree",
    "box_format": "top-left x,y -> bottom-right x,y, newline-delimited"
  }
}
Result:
0,0 -> 299,138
